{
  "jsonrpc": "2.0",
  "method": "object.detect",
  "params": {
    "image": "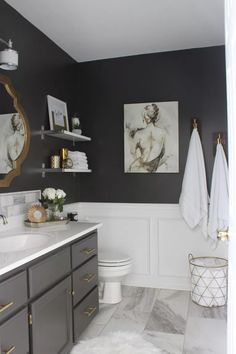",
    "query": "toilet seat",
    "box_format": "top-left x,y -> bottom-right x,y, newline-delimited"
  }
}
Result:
98,252 -> 132,267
